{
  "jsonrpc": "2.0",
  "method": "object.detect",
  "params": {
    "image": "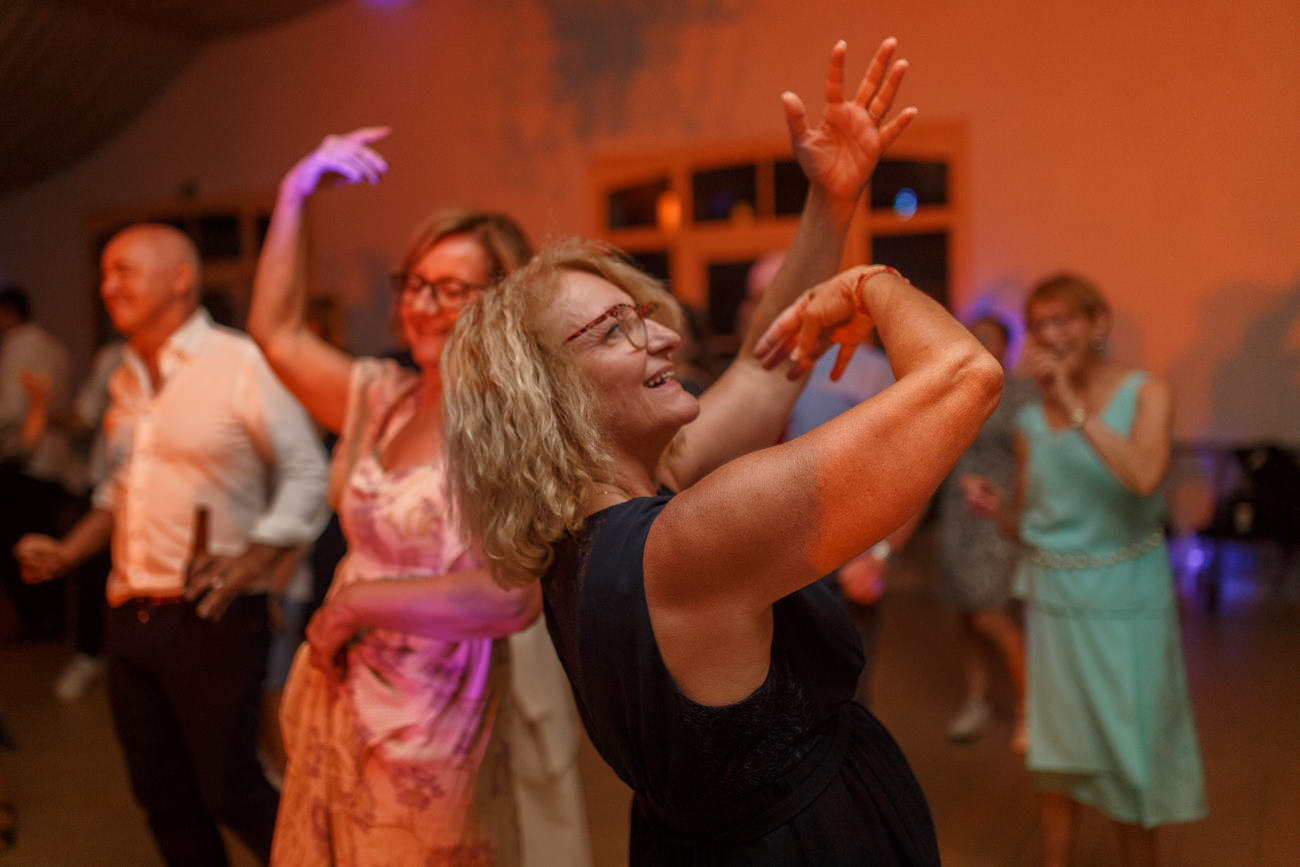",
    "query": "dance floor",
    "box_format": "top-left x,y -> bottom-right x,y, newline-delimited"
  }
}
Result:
1,530 -> 1296,866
